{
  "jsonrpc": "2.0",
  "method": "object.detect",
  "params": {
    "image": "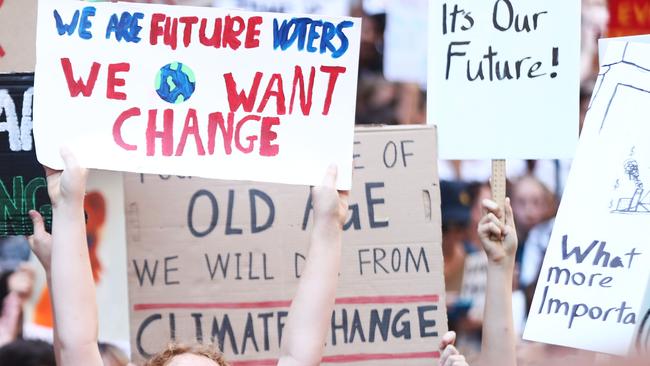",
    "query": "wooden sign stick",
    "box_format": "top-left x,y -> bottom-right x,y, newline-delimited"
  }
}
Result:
491,159 -> 507,218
